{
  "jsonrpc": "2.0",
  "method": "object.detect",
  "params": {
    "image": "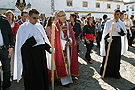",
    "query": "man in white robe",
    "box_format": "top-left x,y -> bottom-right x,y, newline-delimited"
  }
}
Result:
13,9 -> 52,90
100,9 -> 128,79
